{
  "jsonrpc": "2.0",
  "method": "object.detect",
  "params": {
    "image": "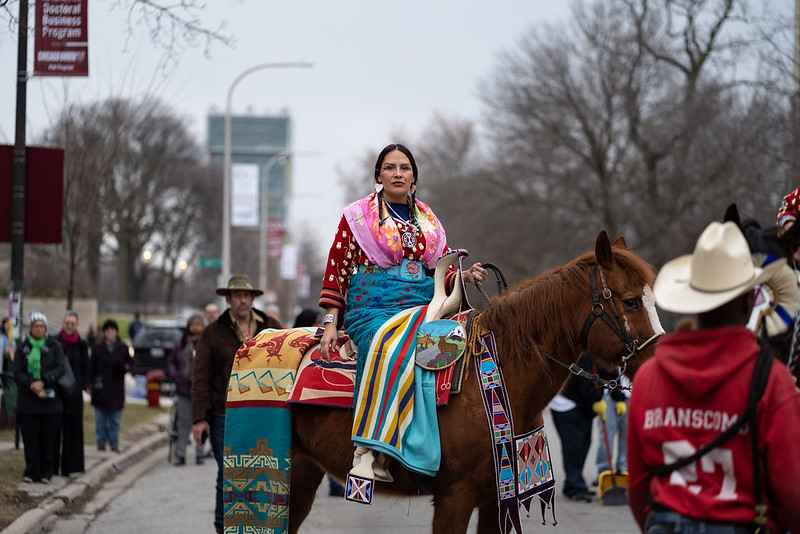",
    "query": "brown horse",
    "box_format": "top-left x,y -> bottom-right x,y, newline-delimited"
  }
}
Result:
289,232 -> 659,533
